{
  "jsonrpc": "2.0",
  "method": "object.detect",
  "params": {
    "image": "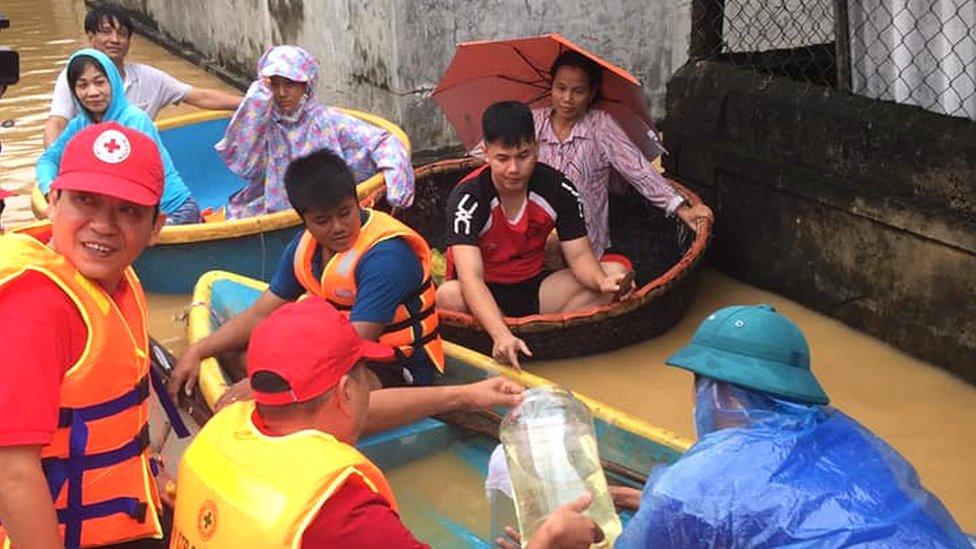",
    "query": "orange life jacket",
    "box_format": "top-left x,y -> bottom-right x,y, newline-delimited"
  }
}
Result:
170,401 -> 398,548
292,209 -> 444,372
0,230 -> 162,549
